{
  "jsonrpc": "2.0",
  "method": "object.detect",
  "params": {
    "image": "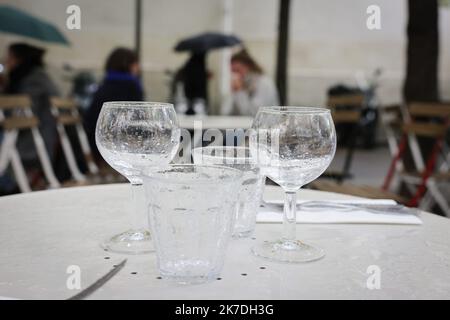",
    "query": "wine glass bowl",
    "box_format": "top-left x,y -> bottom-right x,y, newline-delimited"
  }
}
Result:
250,106 -> 336,262
96,102 -> 180,182
96,102 -> 180,254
